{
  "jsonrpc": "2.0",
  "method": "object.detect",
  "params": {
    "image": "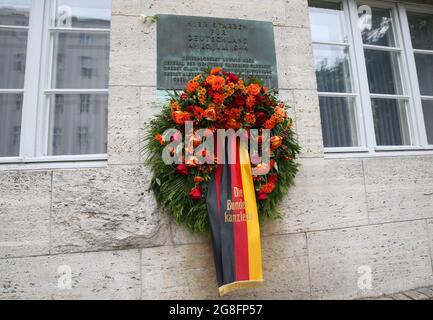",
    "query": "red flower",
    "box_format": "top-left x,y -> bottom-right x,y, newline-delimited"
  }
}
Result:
189,186 -> 203,201
181,93 -> 188,100
193,106 -> 205,120
255,111 -> 268,125
268,173 -> 278,185
226,73 -> 239,84
257,190 -> 268,201
269,160 -> 276,171
261,182 -> 276,194
185,105 -> 195,113
175,164 -> 189,176
213,93 -> 225,105
233,95 -> 246,107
